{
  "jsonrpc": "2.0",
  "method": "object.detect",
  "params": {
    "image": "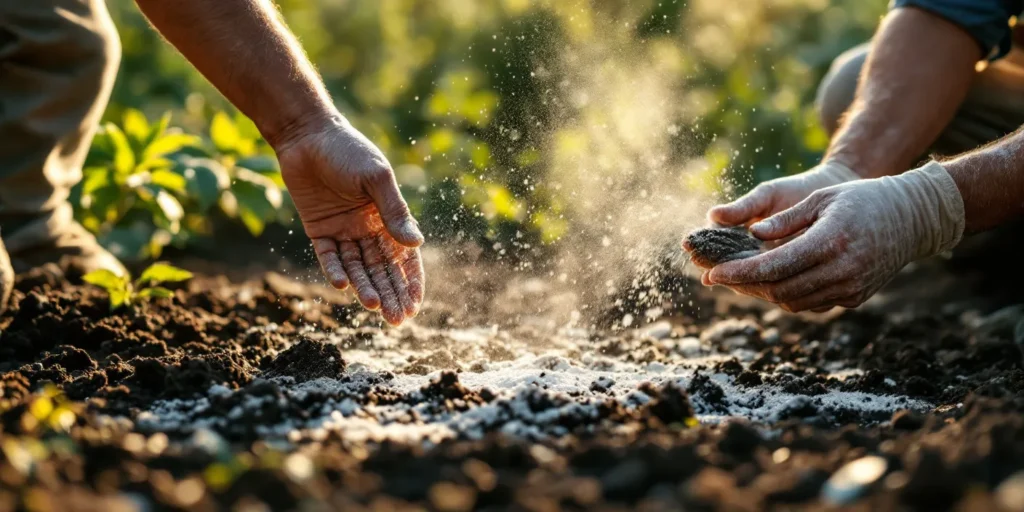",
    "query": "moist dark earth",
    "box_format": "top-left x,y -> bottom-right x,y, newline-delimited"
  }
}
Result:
685,227 -> 763,268
1,252 -> 1024,511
